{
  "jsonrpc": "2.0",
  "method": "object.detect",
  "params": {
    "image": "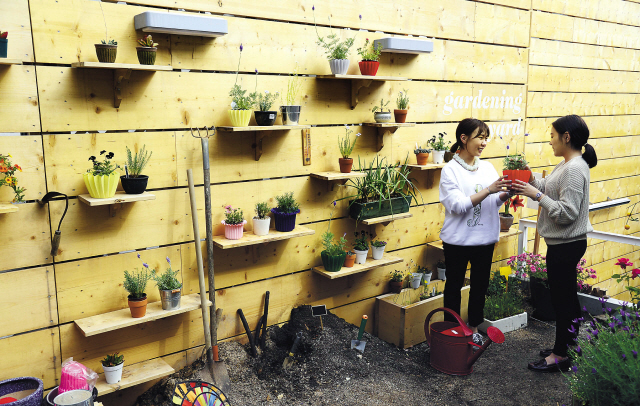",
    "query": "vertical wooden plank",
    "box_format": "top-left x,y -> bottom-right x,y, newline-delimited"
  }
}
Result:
0,328 -> 61,389
0,66 -> 40,133
0,0 -> 35,62
0,135 -> 46,202
0,202 -> 52,272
